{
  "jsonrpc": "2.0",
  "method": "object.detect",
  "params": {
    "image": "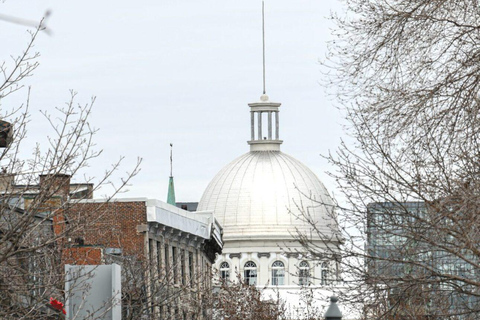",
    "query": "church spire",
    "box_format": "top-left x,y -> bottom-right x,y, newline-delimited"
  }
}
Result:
167,143 -> 176,206
247,1 -> 283,152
